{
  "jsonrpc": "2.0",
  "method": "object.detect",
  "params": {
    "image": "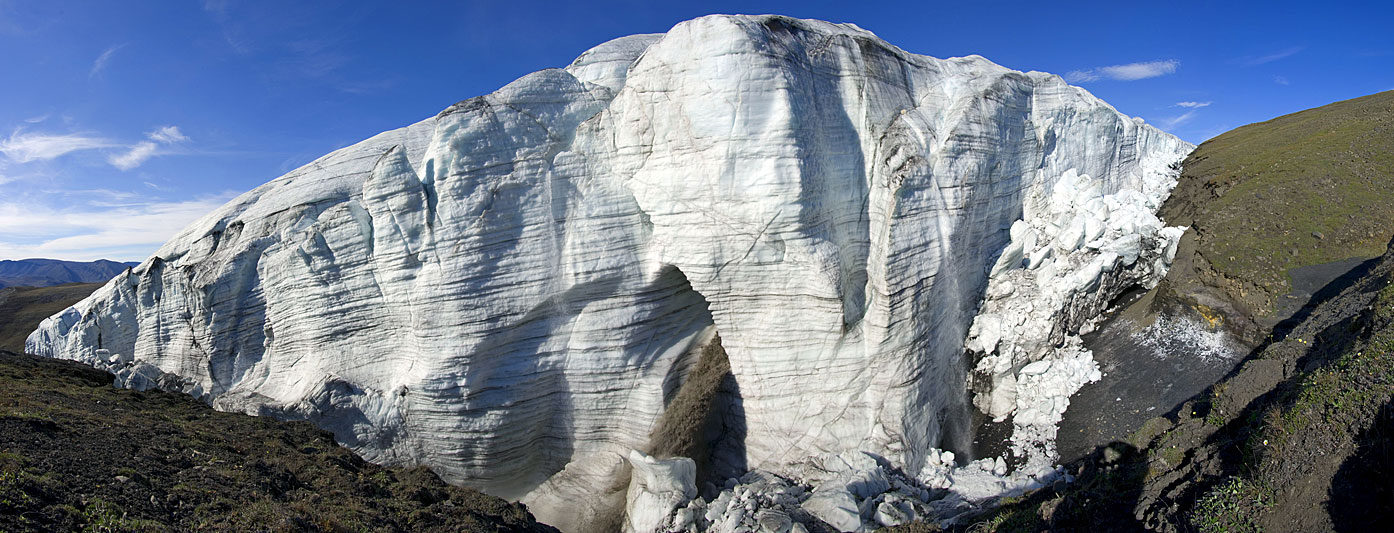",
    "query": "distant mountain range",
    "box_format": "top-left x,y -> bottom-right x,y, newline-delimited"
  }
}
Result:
0,258 -> 138,289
